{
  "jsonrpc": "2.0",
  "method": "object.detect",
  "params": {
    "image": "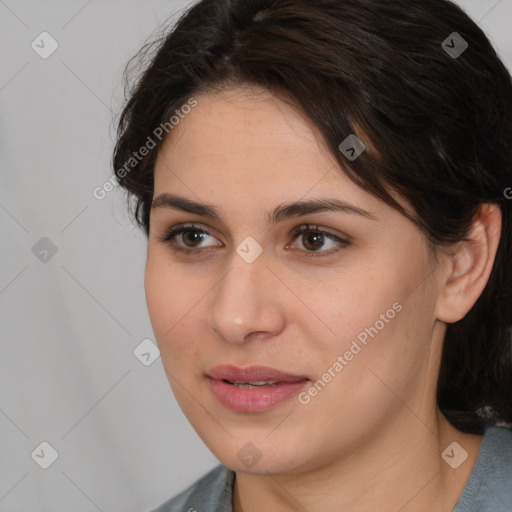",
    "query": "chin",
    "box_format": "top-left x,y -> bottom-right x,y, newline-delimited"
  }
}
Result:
205,434 -> 316,476
219,454 -> 300,476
